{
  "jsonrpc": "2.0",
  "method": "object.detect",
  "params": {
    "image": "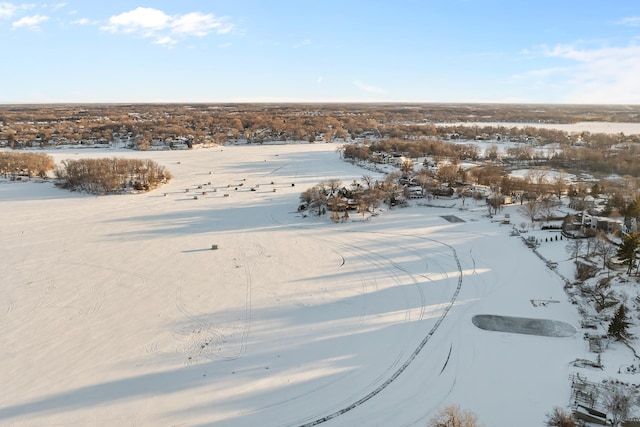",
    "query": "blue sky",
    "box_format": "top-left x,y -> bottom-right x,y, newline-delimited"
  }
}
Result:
1,1 -> 639,104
